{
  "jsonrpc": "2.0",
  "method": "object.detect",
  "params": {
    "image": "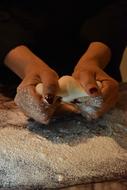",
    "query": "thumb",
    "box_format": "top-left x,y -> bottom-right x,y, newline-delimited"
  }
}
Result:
40,72 -> 59,104
77,71 -> 101,96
